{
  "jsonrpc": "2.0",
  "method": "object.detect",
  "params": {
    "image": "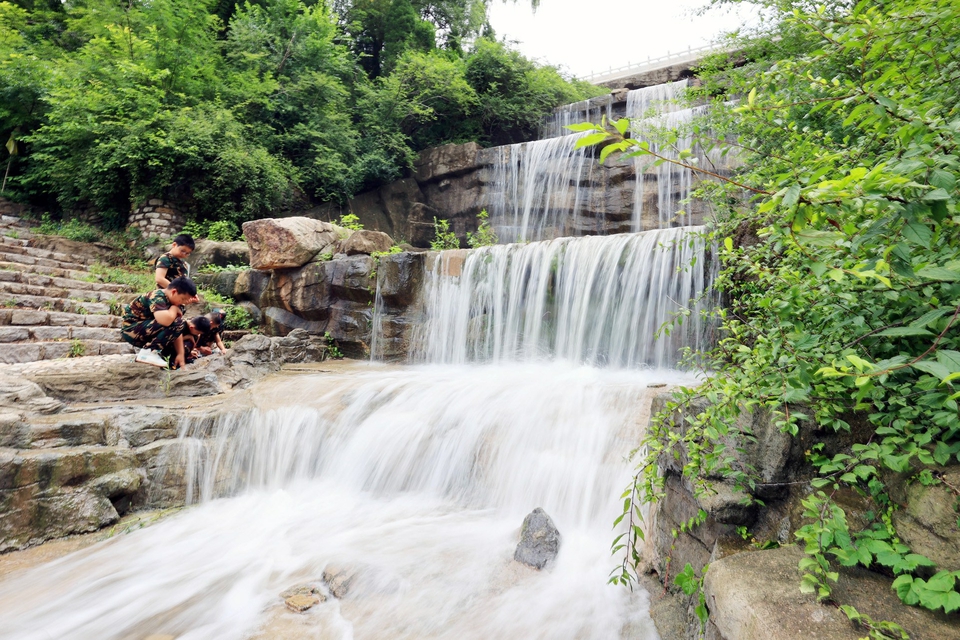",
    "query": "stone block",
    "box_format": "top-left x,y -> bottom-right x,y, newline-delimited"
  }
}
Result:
72,327 -> 119,342
0,343 -> 42,364
98,342 -> 134,356
30,326 -> 71,341
47,312 -> 81,327
0,327 -> 29,343
377,252 -> 425,306
87,315 -> 121,328
10,310 -> 48,326
41,342 -> 72,359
